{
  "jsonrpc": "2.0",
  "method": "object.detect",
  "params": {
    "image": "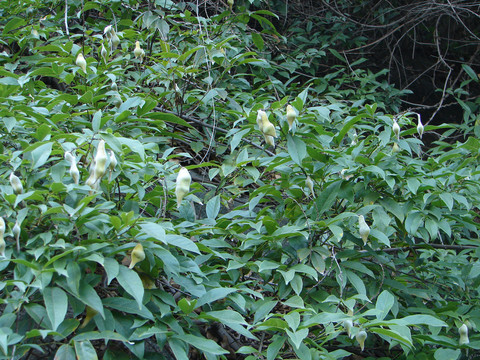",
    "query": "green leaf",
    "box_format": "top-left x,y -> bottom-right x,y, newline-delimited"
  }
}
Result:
287,134 -> 307,165
168,338 -> 189,360
462,64 -> 478,81
73,330 -> 131,343
196,288 -> 237,307
397,315 -> 447,327
206,195 -> 221,219
286,328 -> 308,350
345,270 -> 366,296
29,142 -> 53,169
174,334 -> 229,355
434,348 -> 461,360
54,344 -> 76,360
103,258 -> 119,286
267,335 -> 286,360
178,298 -> 197,314
73,340 -> 98,360
116,266 -> 144,310
102,297 -> 154,320
252,33 -> 265,50
439,192 -> 454,211
369,327 -> 413,347
375,290 -> 394,320
43,287 -> 68,331
77,282 -> 105,319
